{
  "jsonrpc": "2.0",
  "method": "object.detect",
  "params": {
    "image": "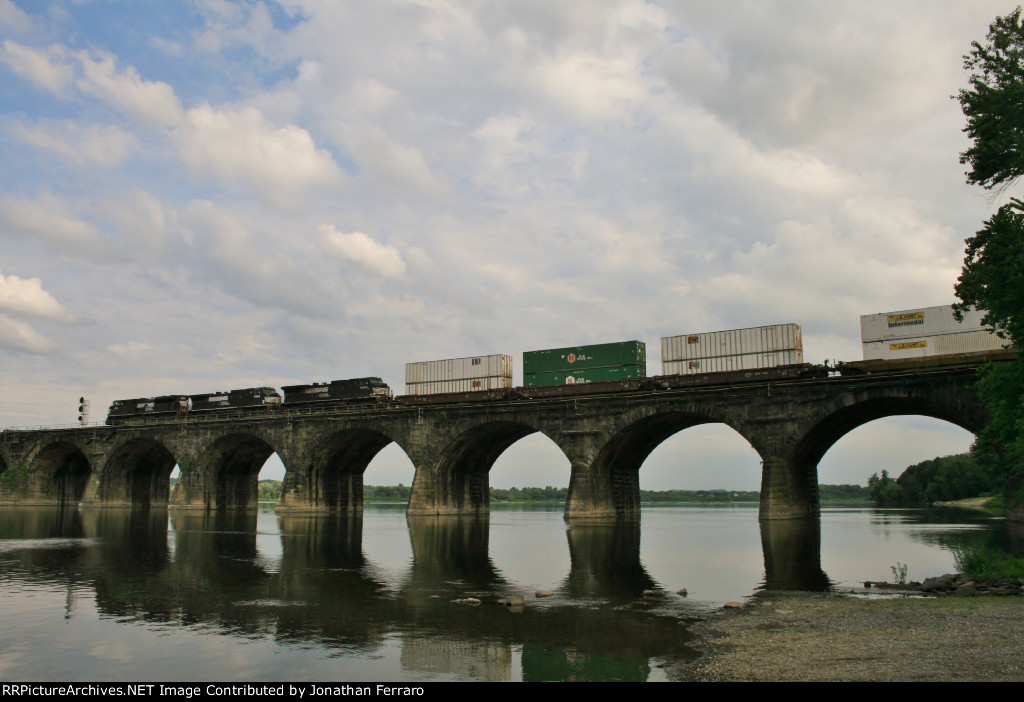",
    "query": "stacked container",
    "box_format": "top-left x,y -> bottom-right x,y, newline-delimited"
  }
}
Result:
860,305 -> 1005,360
523,341 -> 646,386
661,324 -> 803,375
405,354 -> 513,395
